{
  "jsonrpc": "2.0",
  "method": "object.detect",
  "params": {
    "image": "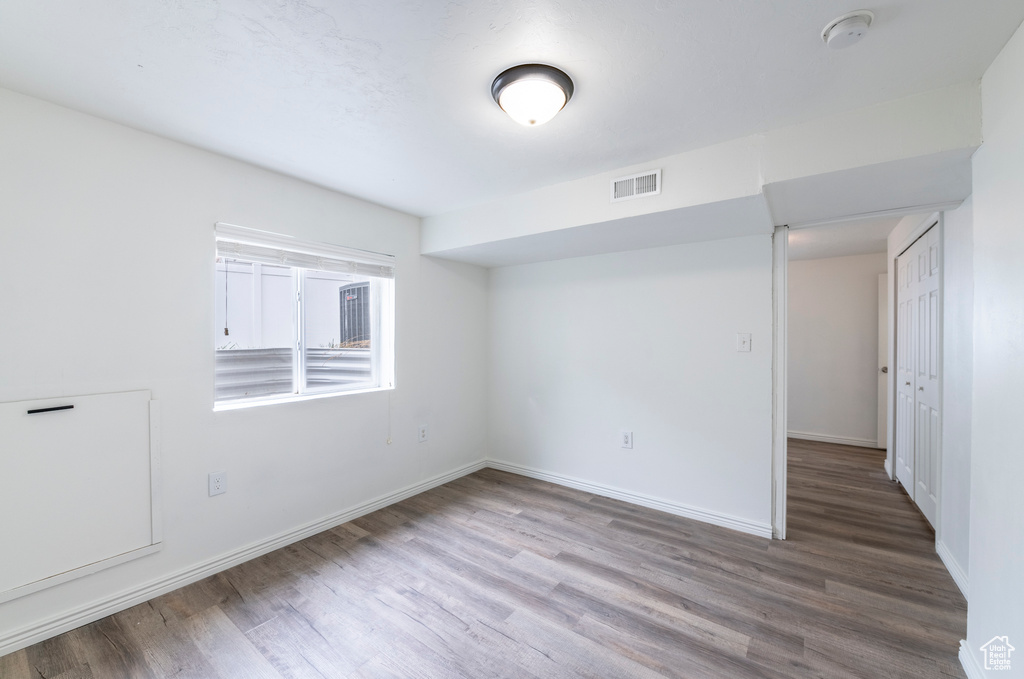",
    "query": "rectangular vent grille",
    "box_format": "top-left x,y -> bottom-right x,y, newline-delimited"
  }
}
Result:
611,169 -> 662,203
